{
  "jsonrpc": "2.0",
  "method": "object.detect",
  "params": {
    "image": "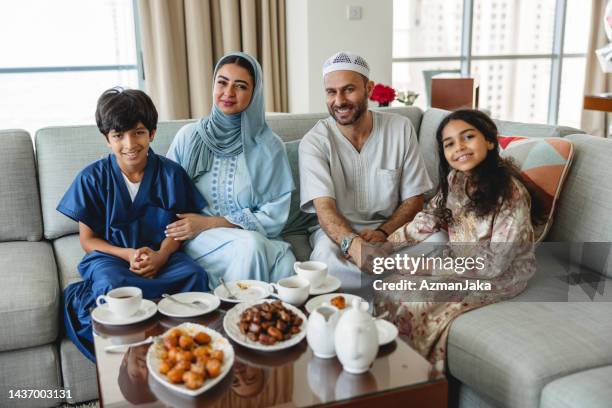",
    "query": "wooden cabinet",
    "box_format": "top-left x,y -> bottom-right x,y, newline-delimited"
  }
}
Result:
583,94 -> 612,113
431,77 -> 479,110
